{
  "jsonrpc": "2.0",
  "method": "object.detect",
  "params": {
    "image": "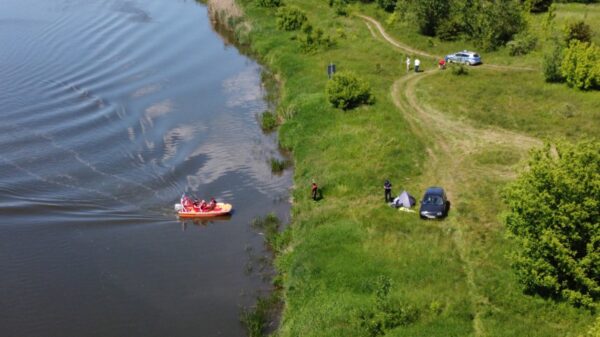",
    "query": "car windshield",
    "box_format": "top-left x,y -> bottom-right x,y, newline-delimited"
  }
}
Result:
473,54 -> 480,57
423,195 -> 444,205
